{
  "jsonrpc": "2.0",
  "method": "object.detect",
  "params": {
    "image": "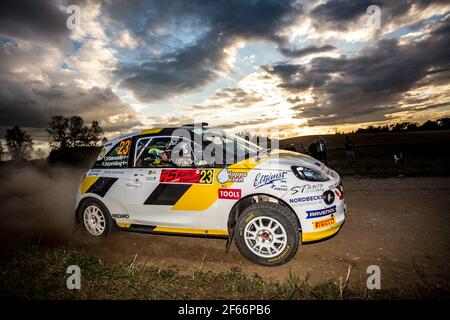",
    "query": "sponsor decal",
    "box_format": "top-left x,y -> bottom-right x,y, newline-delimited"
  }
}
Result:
291,184 -> 324,194
217,168 -> 228,184
99,148 -> 107,158
335,189 -> 344,200
271,184 -> 288,192
313,216 -> 336,229
323,190 -> 335,205
306,205 -> 336,219
100,138 -> 131,168
217,168 -> 248,184
289,195 -> 323,205
253,171 -> 288,189
218,188 -> 242,200
108,170 -> 125,175
145,169 -> 158,181
160,169 -> 214,184
112,214 -> 130,219
103,169 -> 125,175
89,169 -> 102,176
101,155 -> 128,167
228,171 -> 247,183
